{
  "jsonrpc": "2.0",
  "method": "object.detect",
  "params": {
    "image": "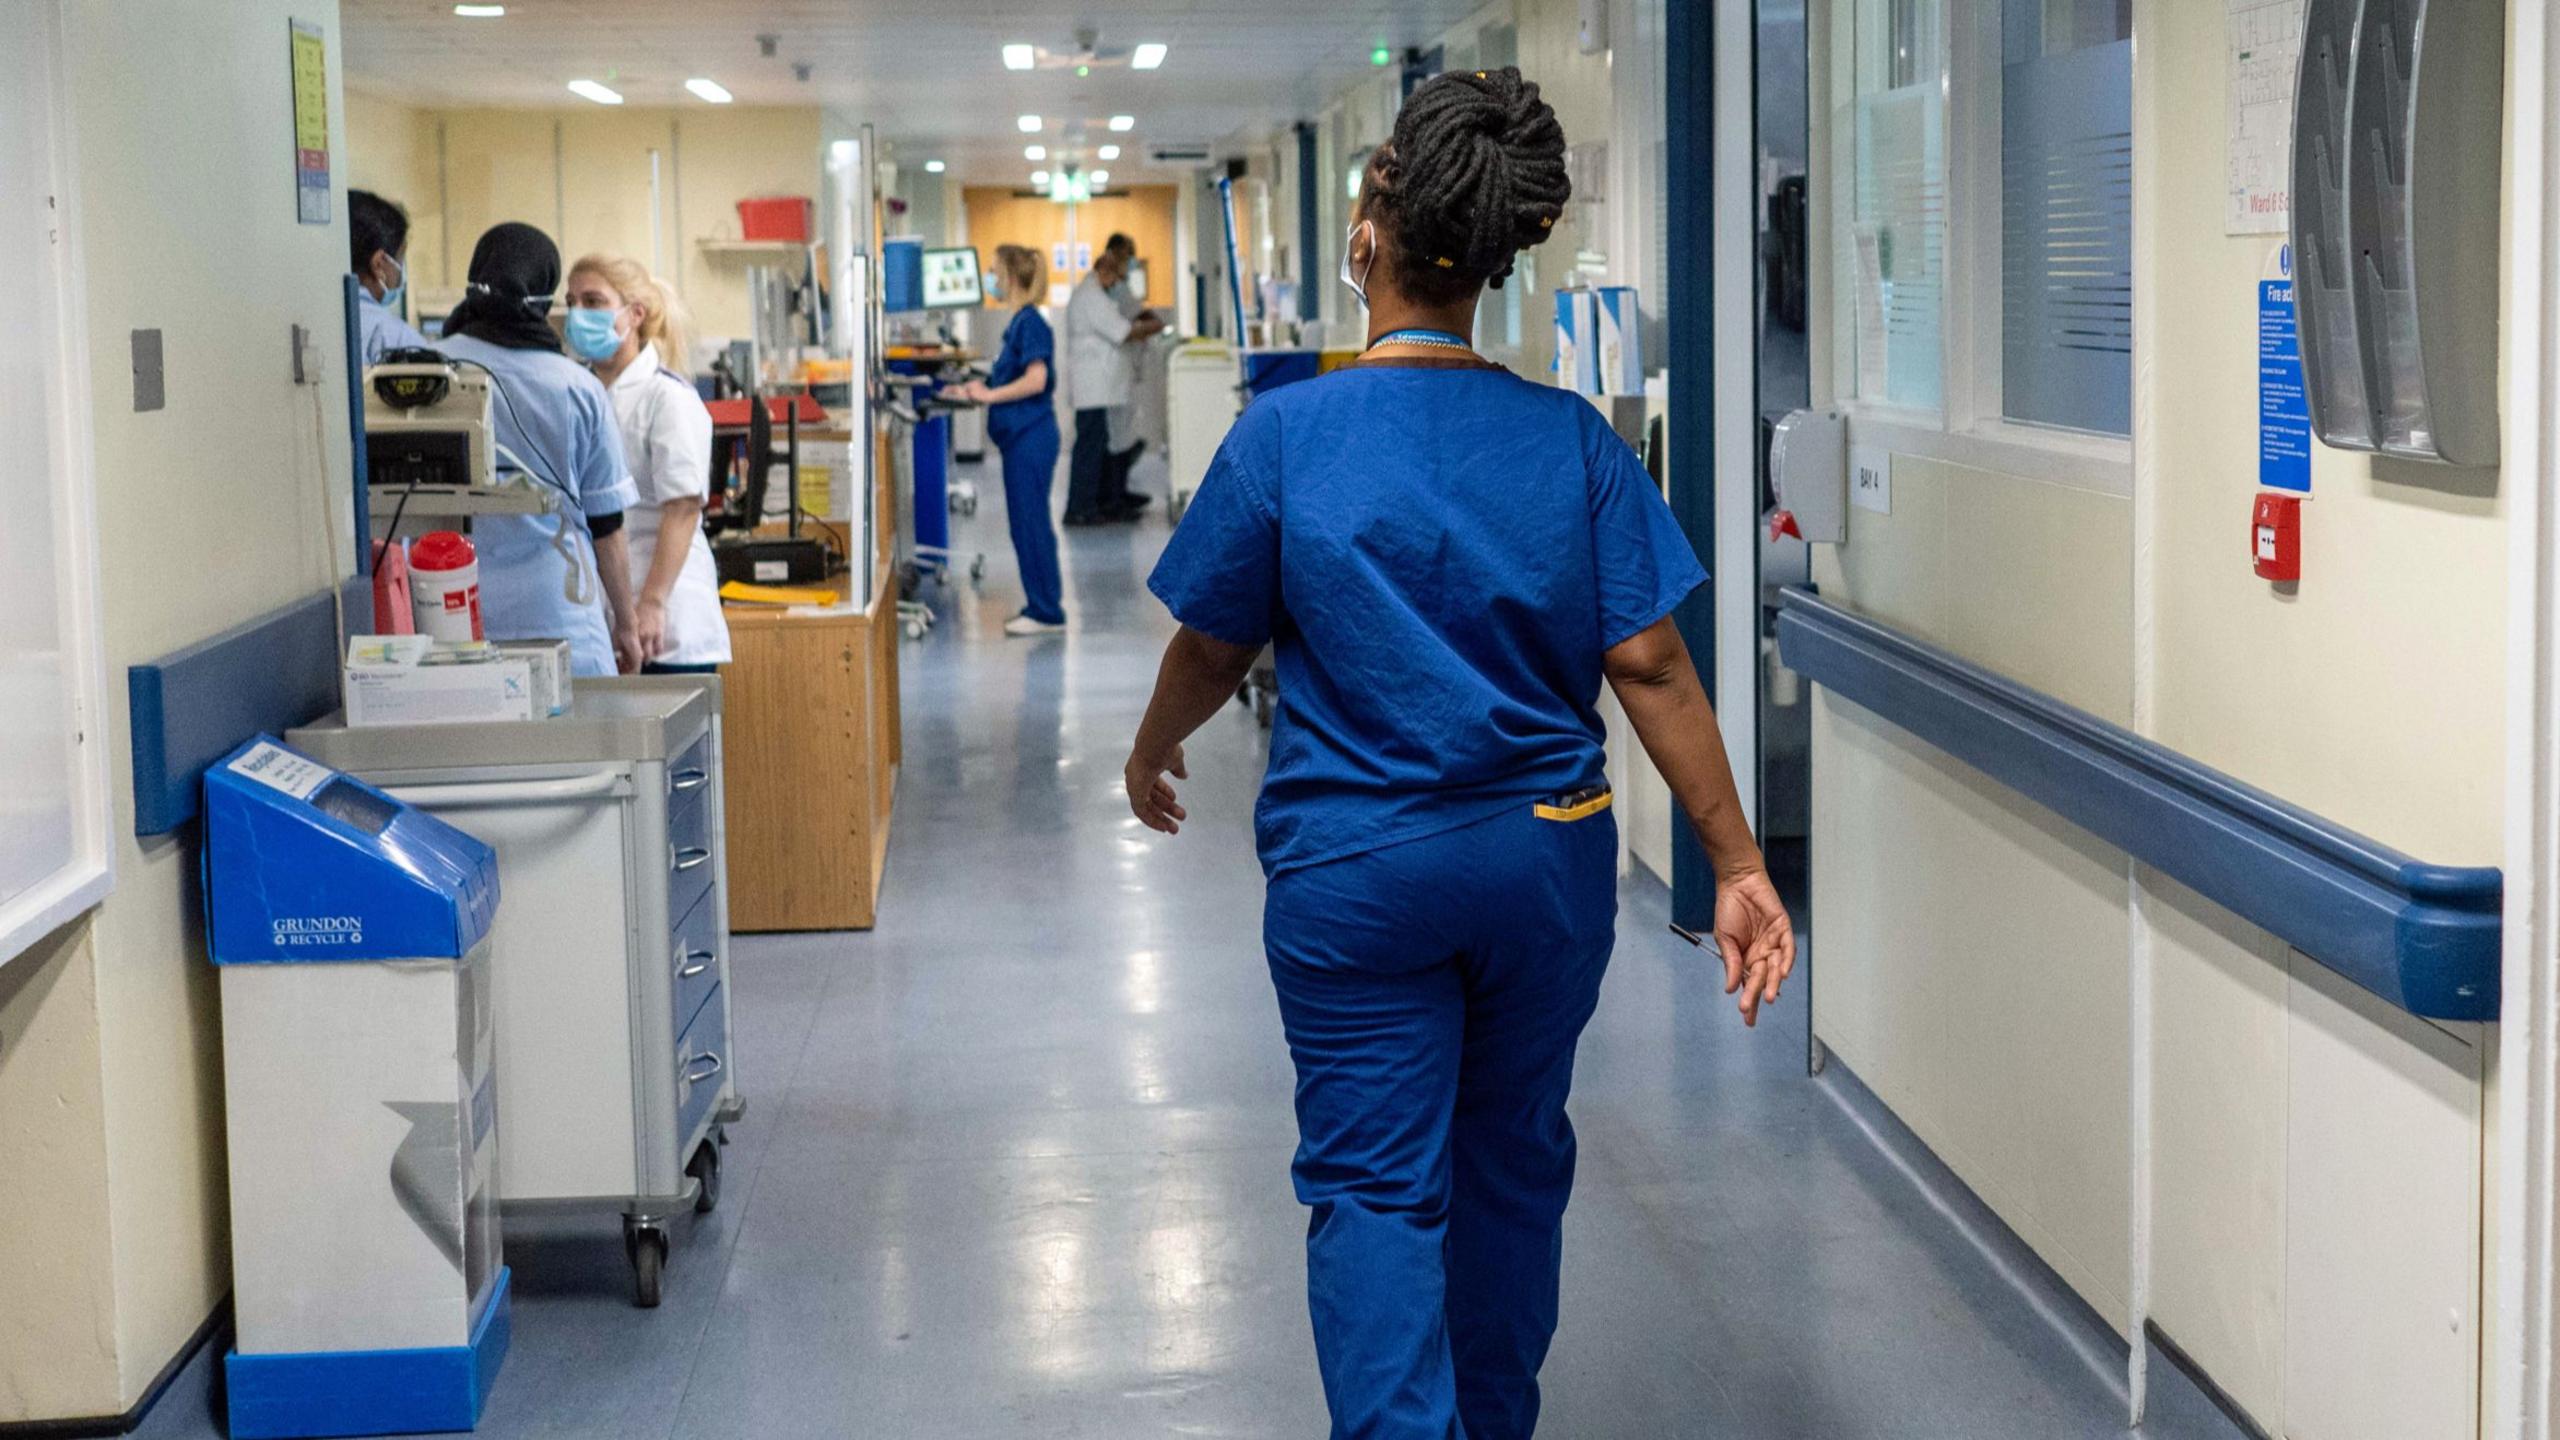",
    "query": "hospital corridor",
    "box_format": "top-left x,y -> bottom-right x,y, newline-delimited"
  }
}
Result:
4,3 -> 2559,1440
